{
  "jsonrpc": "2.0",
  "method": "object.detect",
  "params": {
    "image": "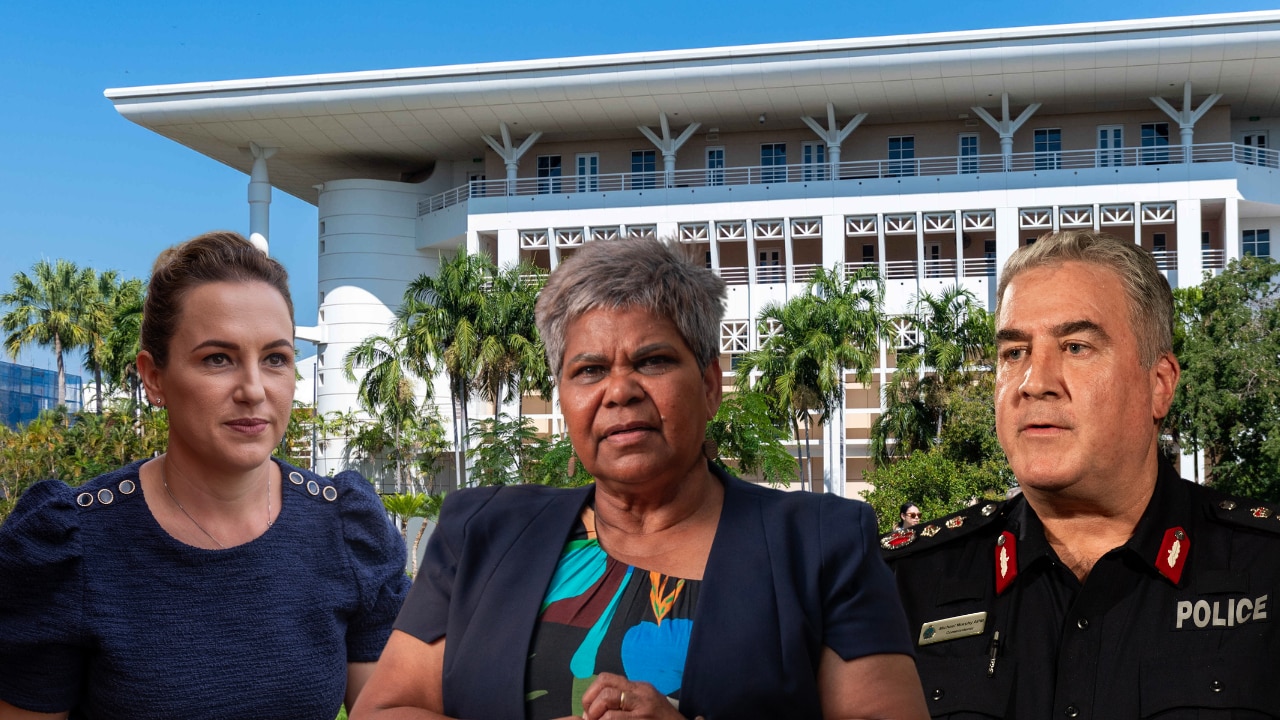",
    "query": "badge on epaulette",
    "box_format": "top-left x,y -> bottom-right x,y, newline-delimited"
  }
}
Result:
1156,527 -> 1188,584
881,528 -> 916,550
994,531 -> 1018,594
